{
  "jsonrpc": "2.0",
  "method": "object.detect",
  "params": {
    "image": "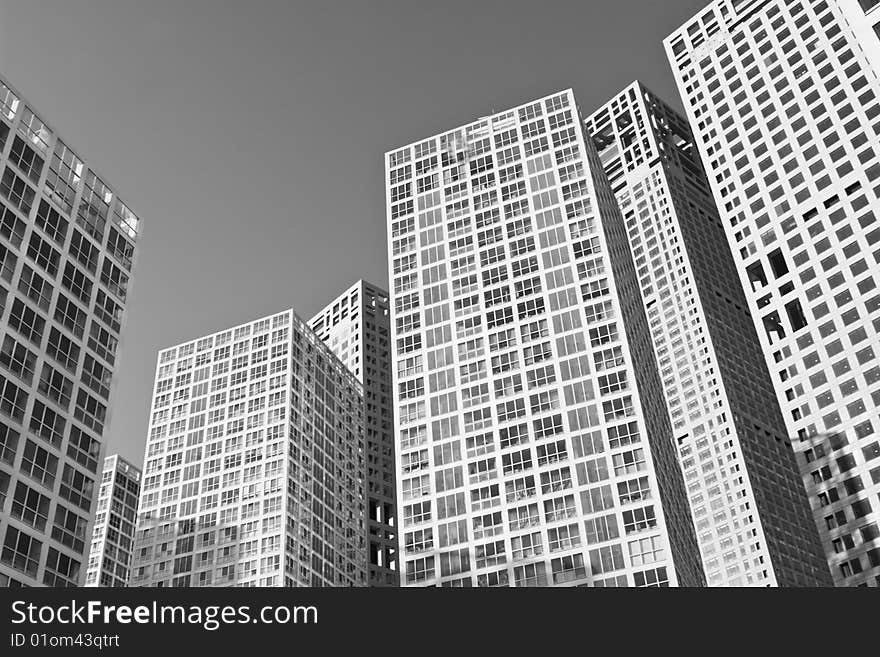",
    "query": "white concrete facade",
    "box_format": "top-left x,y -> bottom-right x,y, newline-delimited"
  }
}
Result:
130,310 -> 367,587
666,0 -> 880,586
84,454 -> 140,586
386,89 -> 705,587
585,81 -> 830,586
